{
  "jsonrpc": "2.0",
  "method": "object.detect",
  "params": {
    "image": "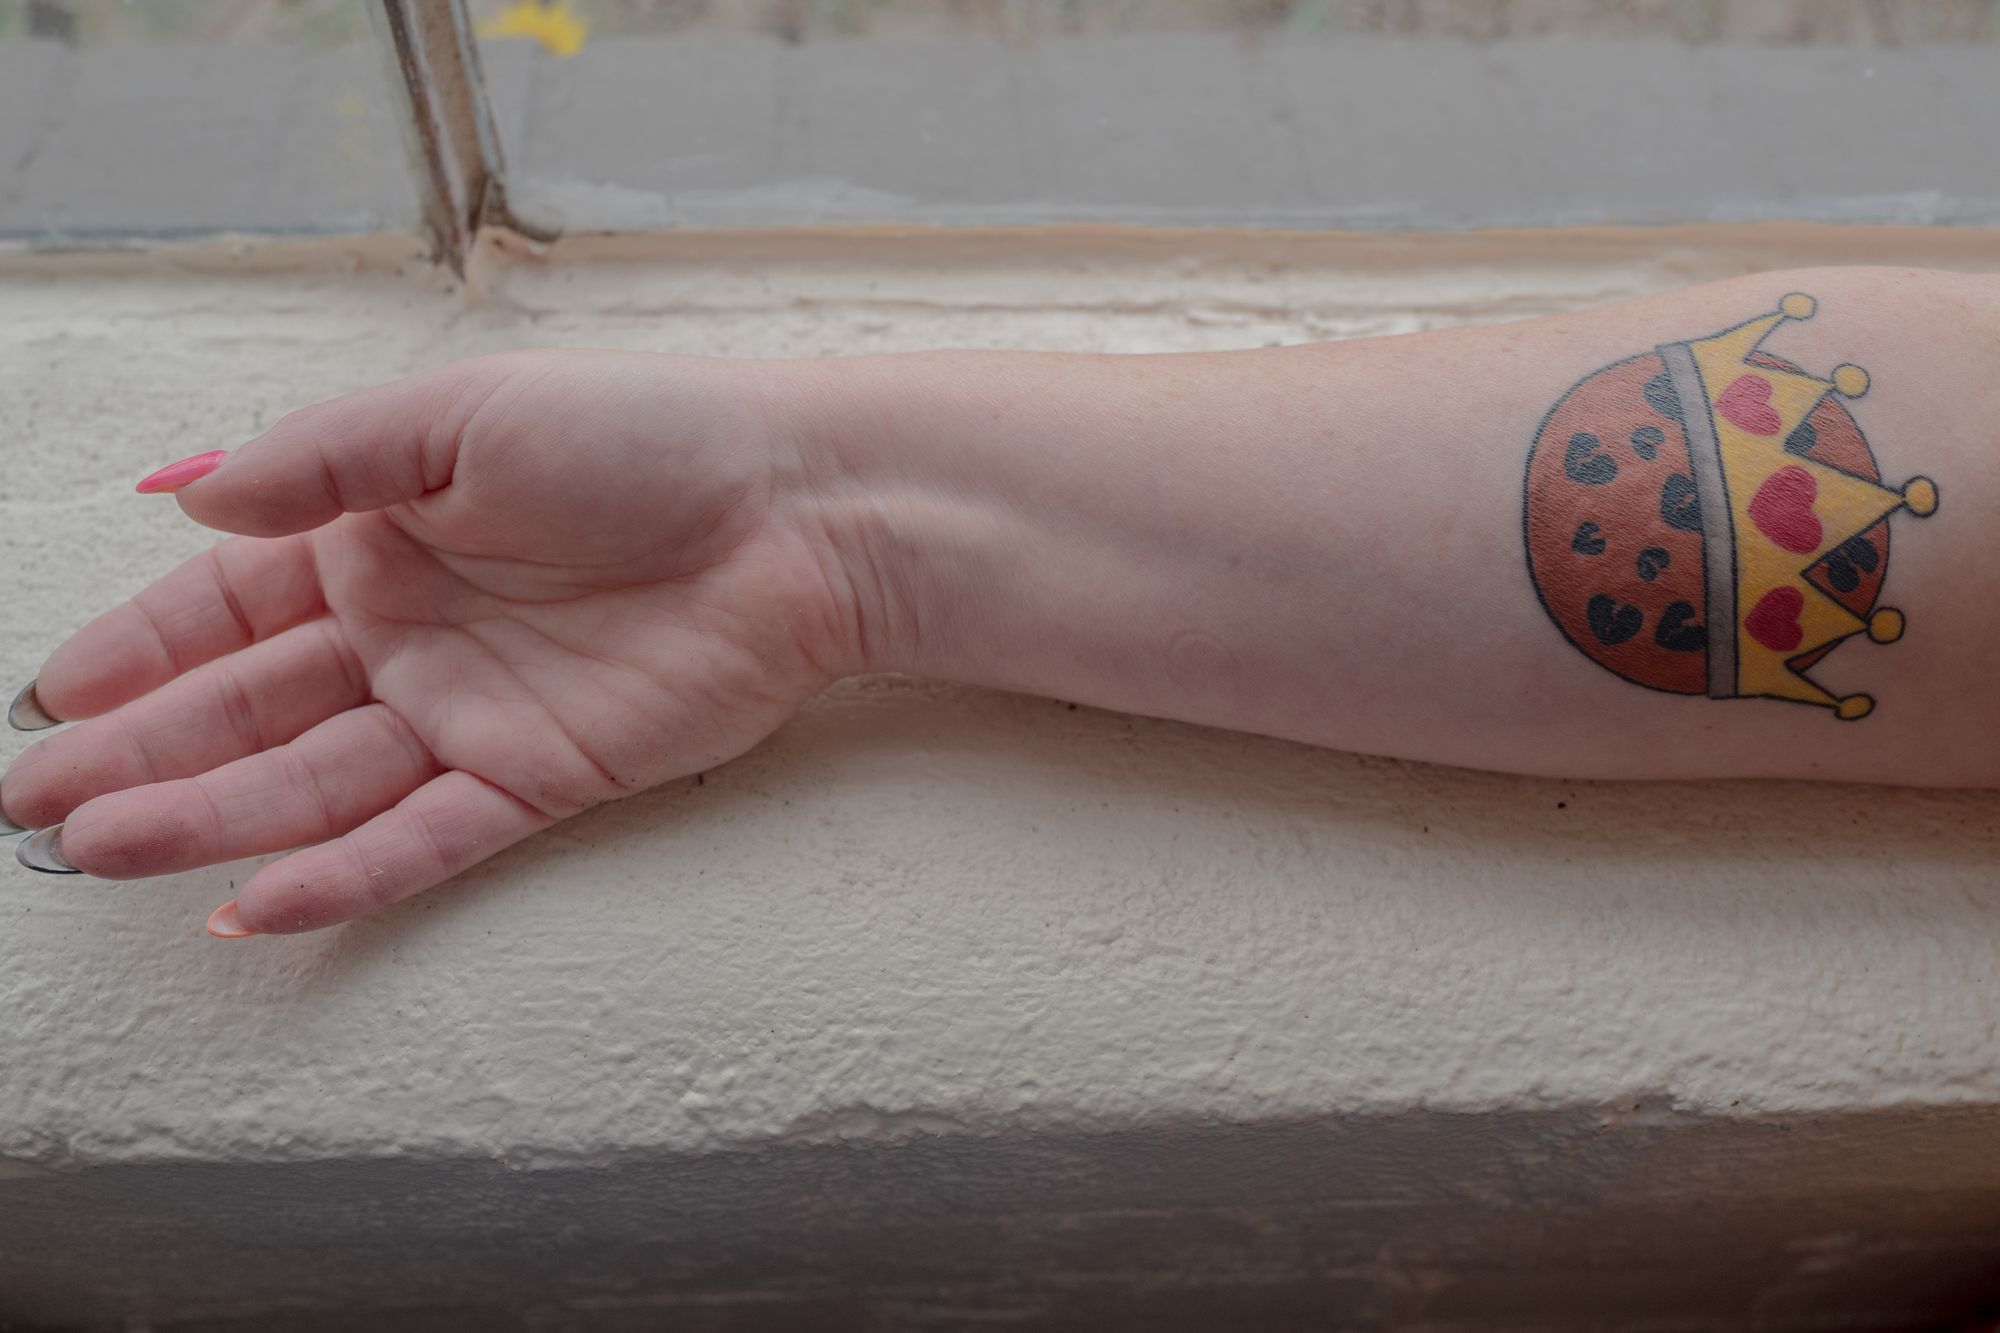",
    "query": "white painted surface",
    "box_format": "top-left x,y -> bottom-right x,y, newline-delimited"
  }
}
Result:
3,232 -> 1999,1327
